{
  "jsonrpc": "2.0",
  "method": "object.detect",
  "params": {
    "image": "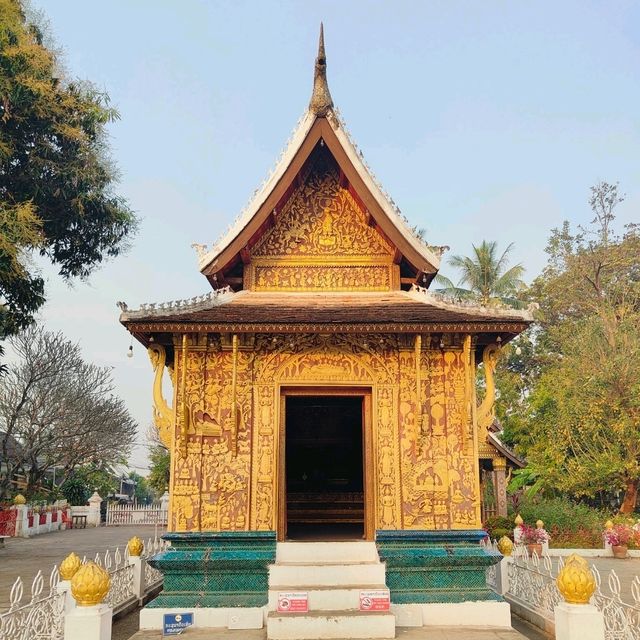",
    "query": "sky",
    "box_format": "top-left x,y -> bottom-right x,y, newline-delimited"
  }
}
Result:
26,1 -> 639,473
